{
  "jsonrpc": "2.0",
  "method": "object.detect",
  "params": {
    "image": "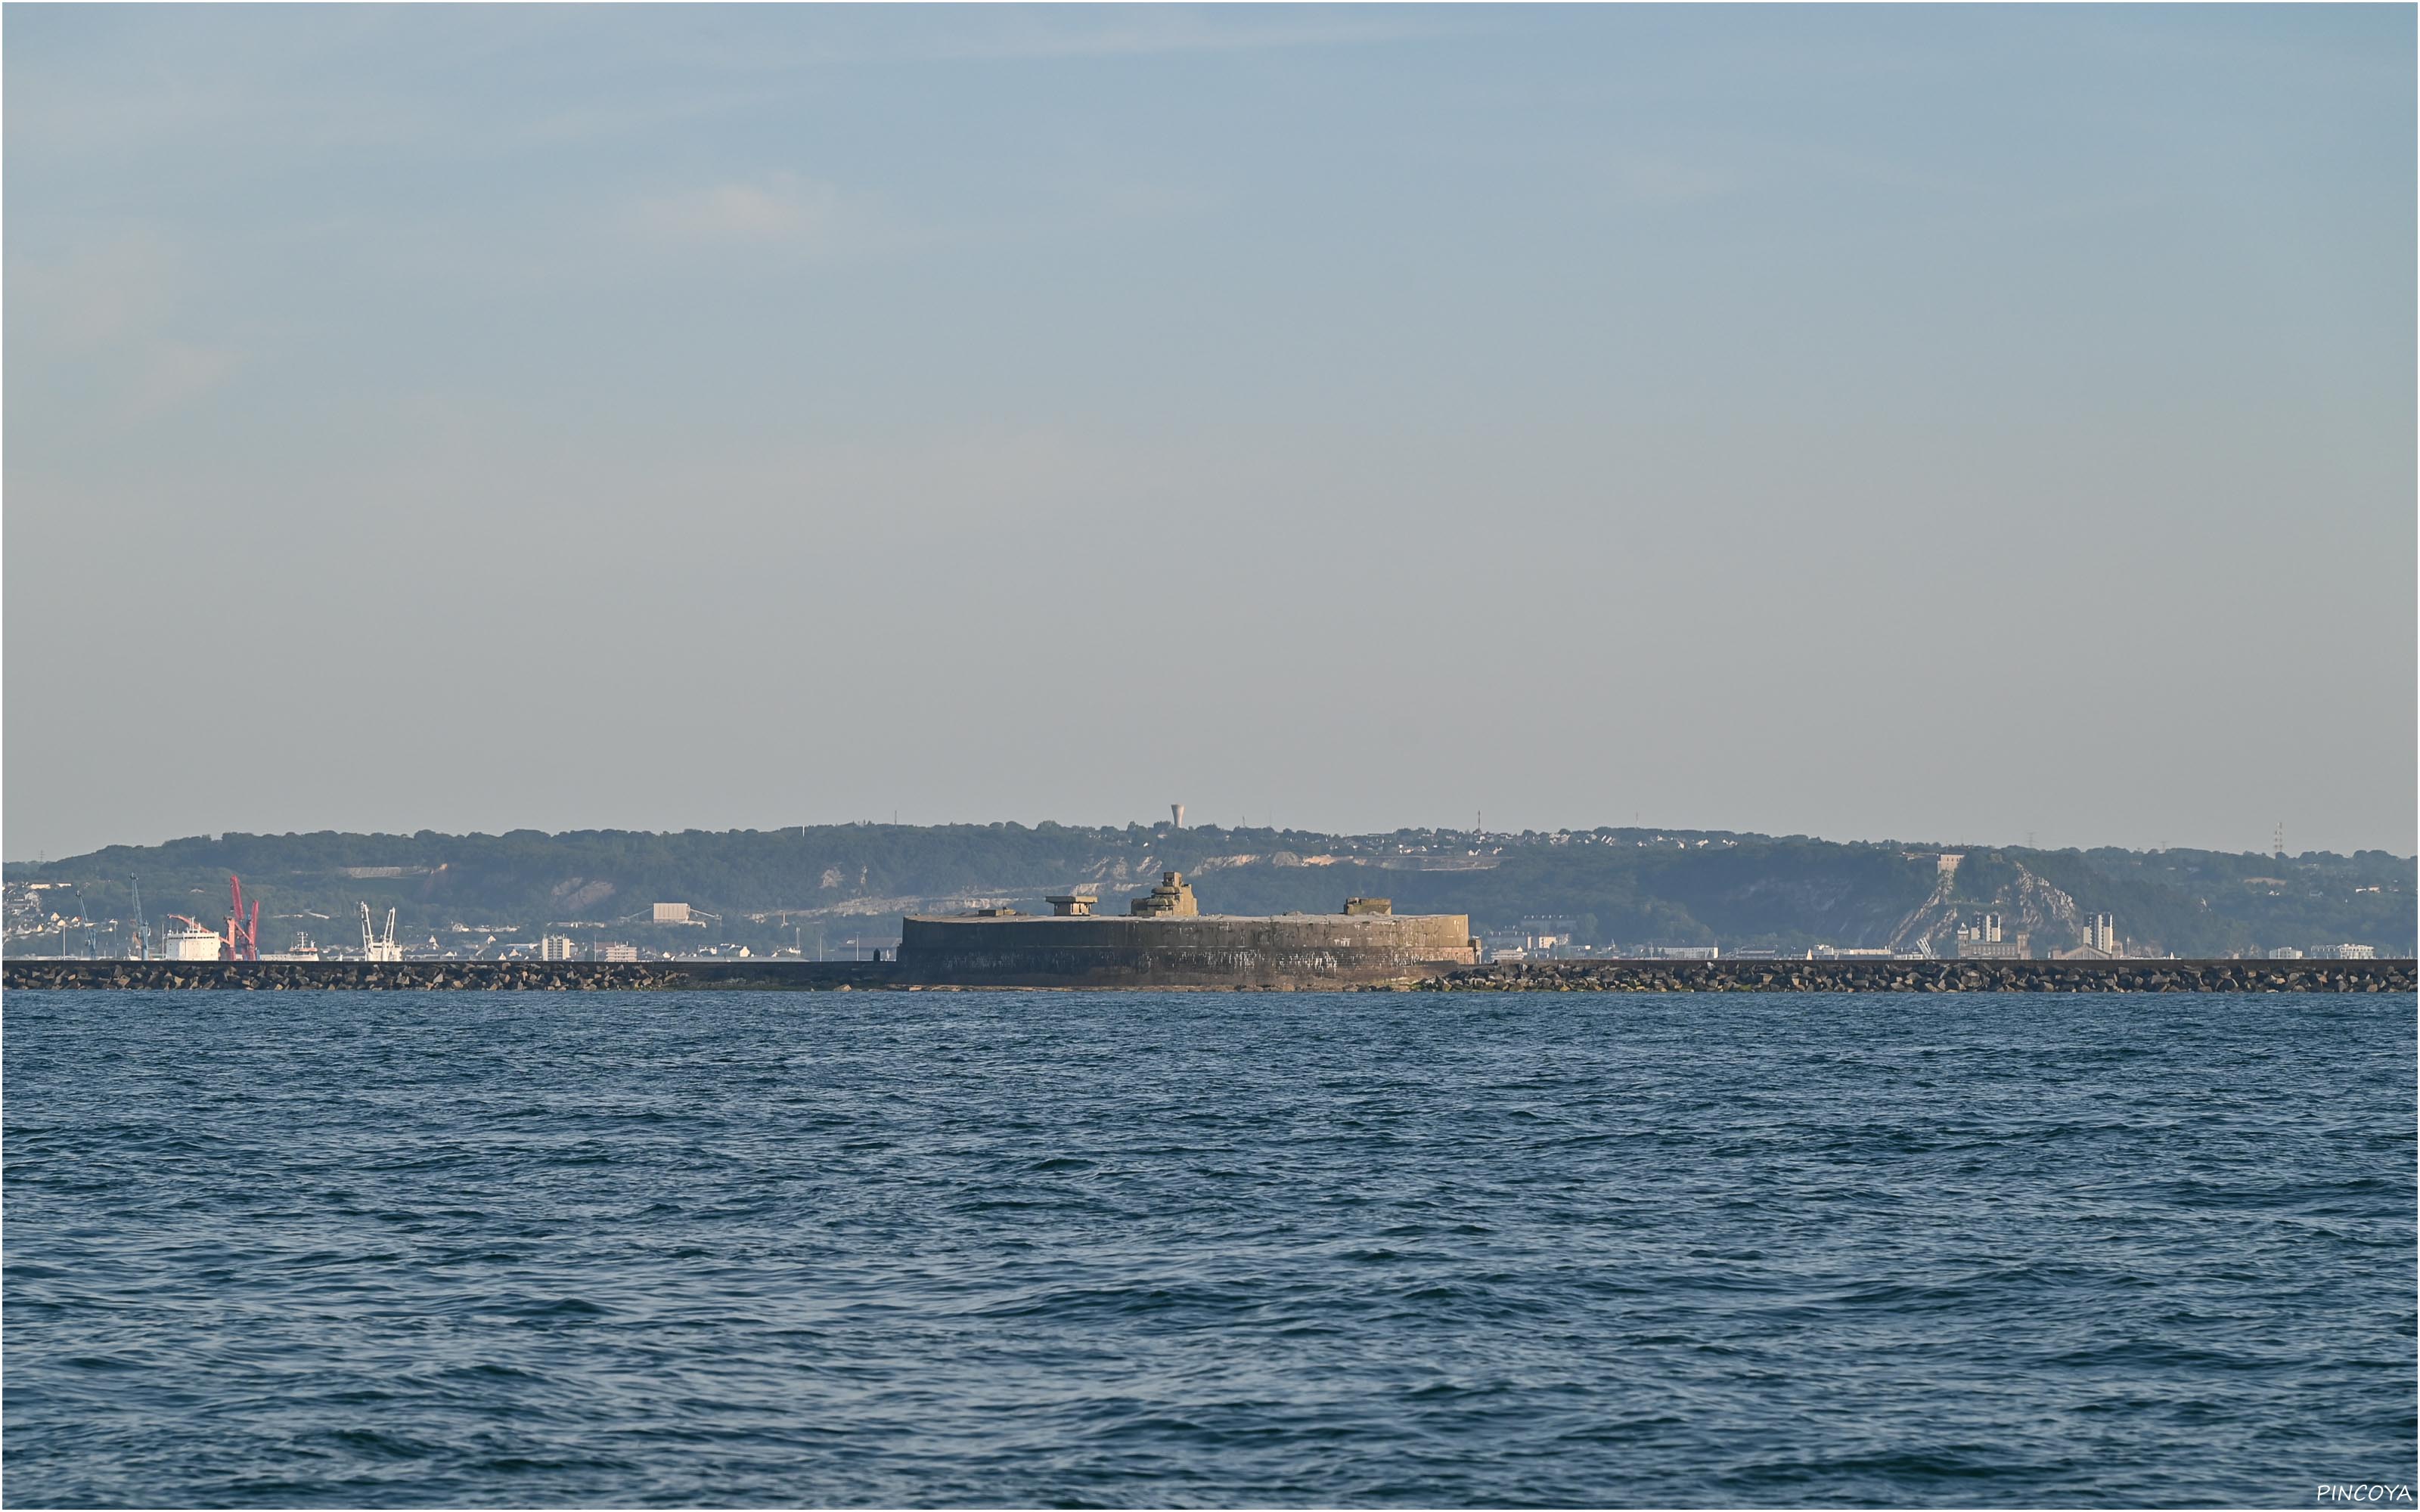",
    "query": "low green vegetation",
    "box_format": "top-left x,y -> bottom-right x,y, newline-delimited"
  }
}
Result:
7,825 -> 2410,959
